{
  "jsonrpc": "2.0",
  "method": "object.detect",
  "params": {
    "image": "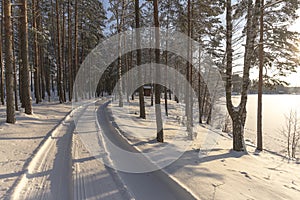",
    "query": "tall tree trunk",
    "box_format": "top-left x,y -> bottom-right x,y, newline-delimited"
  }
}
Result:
62,2 -> 67,101
56,0 -> 64,103
164,81 -> 168,116
18,12 -> 24,109
12,30 -> 18,111
68,0 -> 73,101
135,0 -> 146,119
164,12 -> 170,117
130,30 -> 134,101
125,34 -> 130,103
185,0 -> 193,139
4,0 -> 16,123
189,0 -> 194,135
32,0 -> 41,104
0,2 -> 4,105
226,0 -> 260,151
74,0 -> 78,102
45,58 -> 51,101
257,0 -> 264,151
153,0 -> 164,142
40,44 -> 45,100
116,0 -> 126,107
37,11 -> 45,100
117,34 -> 123,106
50,0 -> 56,97
226,0 -> 244,151
174,61 -> 179,103
149,33 -> 154,106
185,0 -> 190,123
37,8 -> 45,101
198,47 -> 203,124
